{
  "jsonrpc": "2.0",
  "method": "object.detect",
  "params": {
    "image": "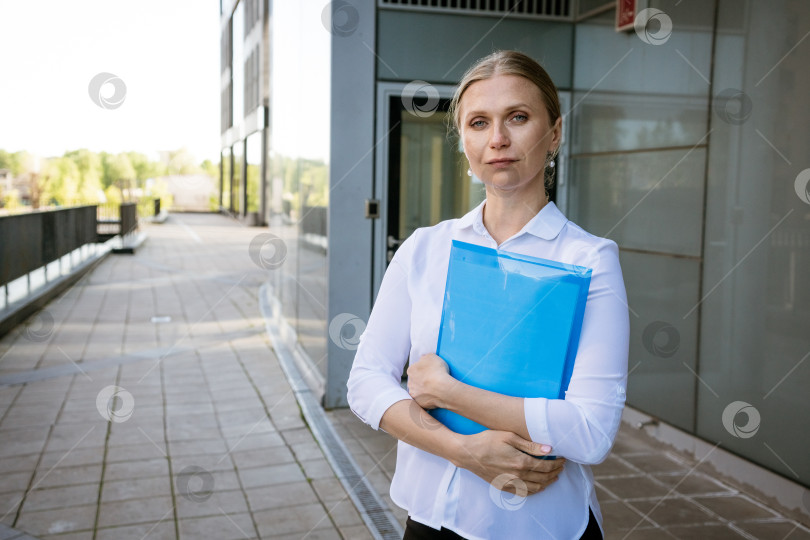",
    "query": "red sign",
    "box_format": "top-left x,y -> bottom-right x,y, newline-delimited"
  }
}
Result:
616,0 -> 637,32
